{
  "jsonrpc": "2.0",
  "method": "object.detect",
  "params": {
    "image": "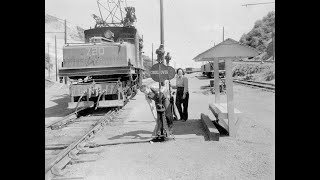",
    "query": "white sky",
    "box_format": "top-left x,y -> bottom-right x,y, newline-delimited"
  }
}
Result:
45,0 -> 275,68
